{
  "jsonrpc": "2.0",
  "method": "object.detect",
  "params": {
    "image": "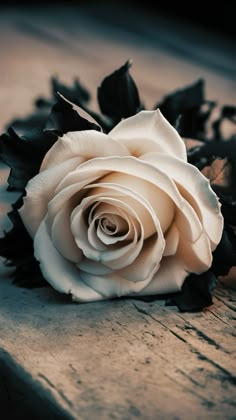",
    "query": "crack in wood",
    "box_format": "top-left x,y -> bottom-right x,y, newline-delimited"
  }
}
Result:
207,308 -> 232,325
132,303 -> 188,343
214,296 -> 236,313
175,368 -> 205,388
132,303 -> 236,387
164,371 -> 215,408
38,373 -> 74,409
191,351 -> 236,386
175,314 -> 230,353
